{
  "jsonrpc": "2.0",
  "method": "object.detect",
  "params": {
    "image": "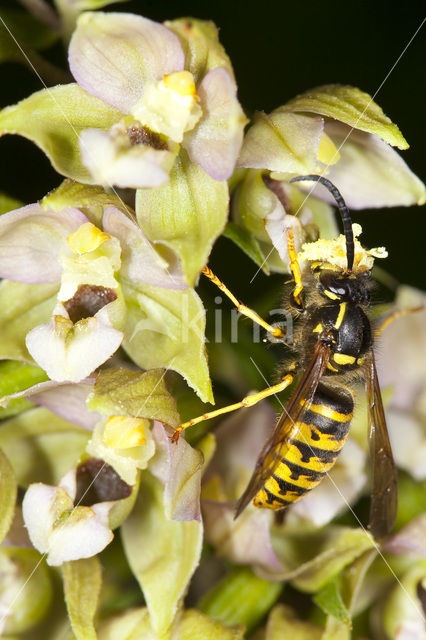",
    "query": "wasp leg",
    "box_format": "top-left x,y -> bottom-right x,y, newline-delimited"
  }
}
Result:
171,373 -> 295,442
376,305 -> 424,336
287,229 -> 303,308
202,266 -> 285,339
